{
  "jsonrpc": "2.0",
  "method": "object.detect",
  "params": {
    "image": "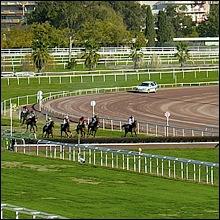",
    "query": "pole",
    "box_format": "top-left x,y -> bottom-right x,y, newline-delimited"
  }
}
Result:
69,36 -> 73,62
10,103 -> 13,136
39,98 -> 42,112
92,105 -> 95,117
174,74 -> 177,86
166,117 -> 169,137
166,117 -> 169,126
